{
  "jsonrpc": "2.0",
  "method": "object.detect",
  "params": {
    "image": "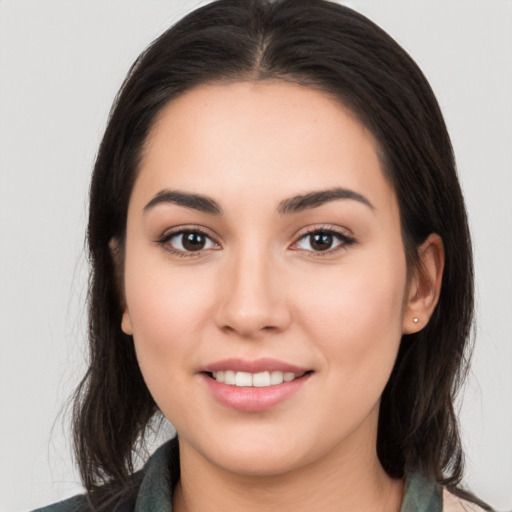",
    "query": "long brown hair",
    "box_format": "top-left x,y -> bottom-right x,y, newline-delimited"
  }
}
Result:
74,0 -> 480,508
